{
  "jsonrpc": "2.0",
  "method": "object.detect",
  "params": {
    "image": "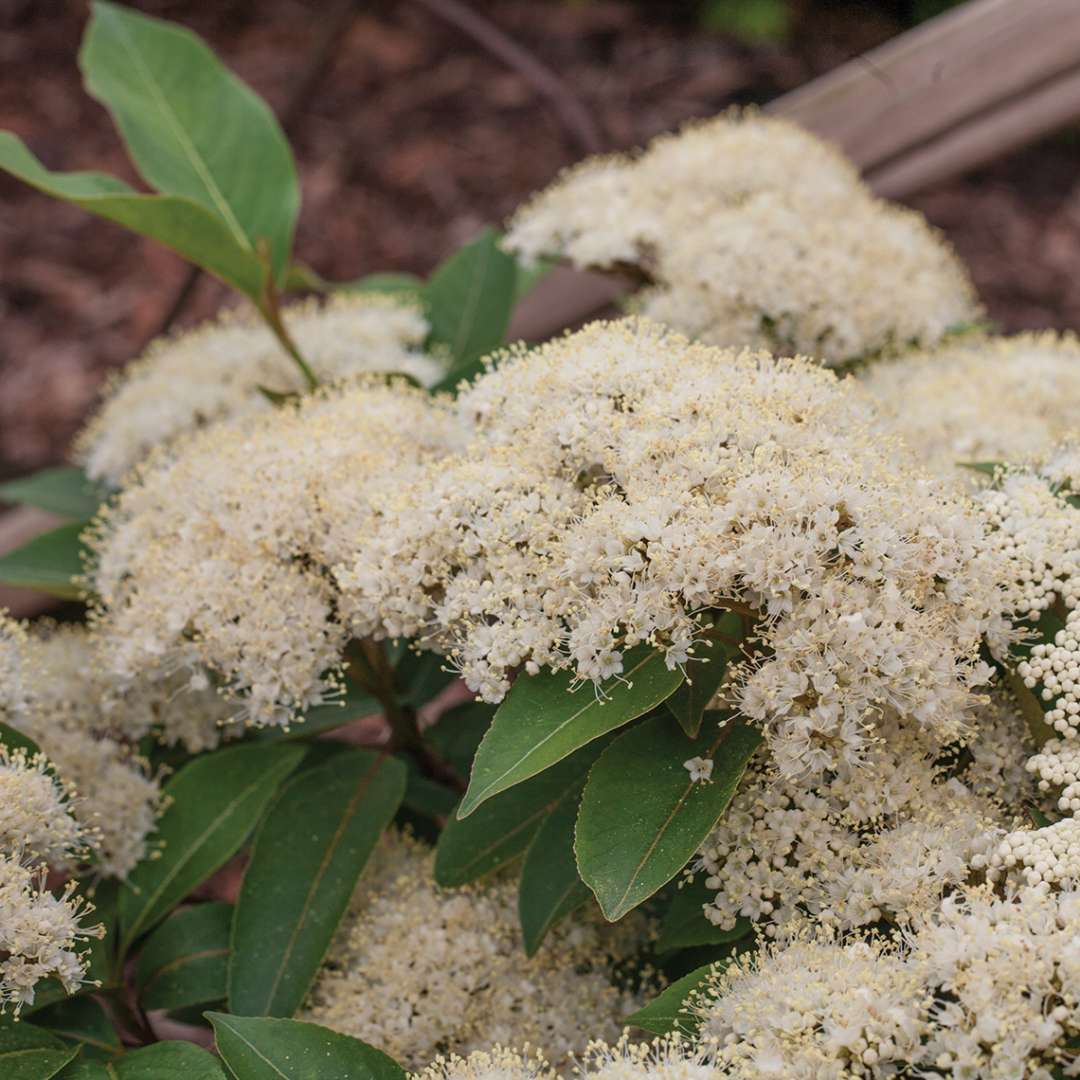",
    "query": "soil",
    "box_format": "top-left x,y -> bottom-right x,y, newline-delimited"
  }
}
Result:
2,0 -> 1080,476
